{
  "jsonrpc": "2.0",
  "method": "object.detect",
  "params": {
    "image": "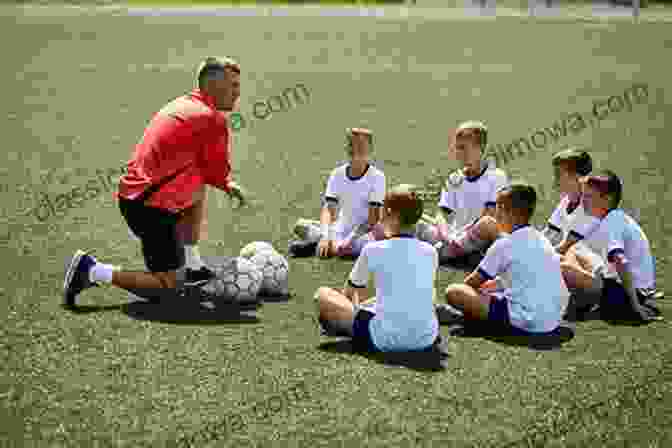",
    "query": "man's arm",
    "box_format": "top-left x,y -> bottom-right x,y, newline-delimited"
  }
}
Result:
200,115 -> 233,193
